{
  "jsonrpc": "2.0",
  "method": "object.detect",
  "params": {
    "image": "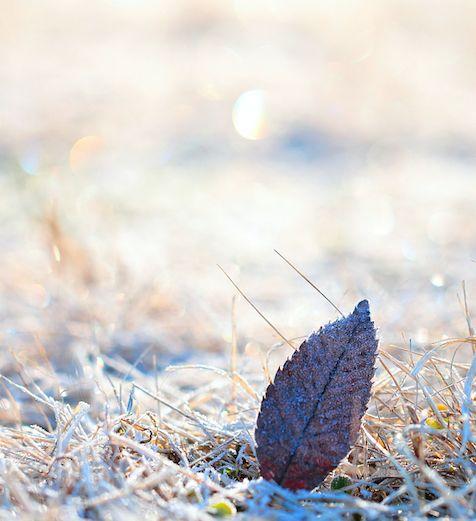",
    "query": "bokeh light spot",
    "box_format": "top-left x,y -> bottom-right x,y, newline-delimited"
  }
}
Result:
69,135 -> 103,172
232,89 -> 268,140
430,274 -> 445,287
19,145 -> 40,176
